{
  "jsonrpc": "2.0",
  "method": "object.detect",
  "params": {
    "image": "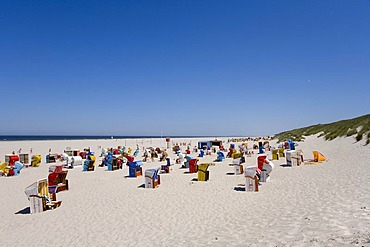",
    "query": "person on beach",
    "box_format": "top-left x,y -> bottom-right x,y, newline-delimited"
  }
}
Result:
160,150 -> 168,162
143,149 -> 149,162
151,149 -> 156,162
69,157 -> 75,169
